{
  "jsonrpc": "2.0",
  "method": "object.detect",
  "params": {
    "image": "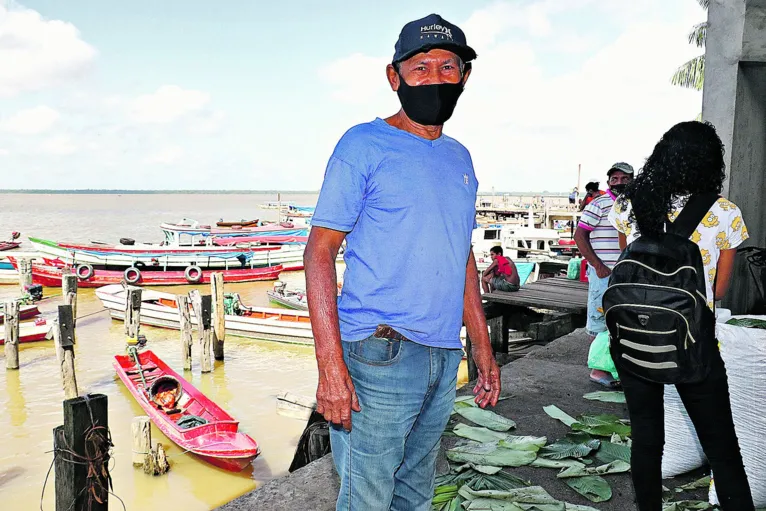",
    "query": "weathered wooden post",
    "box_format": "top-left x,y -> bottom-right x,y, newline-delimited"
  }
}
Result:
4,301 -> 20,370
131,416 -> 151,466
177,295 -> 193,370
188,290 -> 212,372
125,287 -> 142,339
53,305 -> 78,399
211,272 -> 225,360
54,394 -> 109,511
18,258 -> 32,294
62,274 -> 78,322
